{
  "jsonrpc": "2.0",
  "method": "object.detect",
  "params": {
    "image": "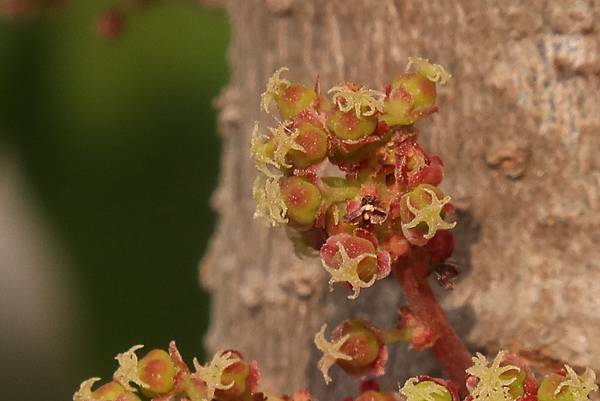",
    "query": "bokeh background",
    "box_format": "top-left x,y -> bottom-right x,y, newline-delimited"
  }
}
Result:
0,2 -> 228,400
